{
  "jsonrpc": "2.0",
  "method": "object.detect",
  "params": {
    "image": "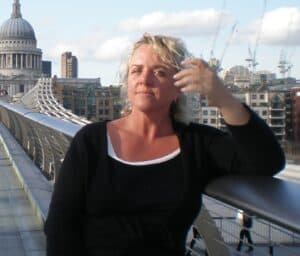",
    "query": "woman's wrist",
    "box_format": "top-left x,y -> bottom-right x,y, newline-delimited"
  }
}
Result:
219,97 -> 250,126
